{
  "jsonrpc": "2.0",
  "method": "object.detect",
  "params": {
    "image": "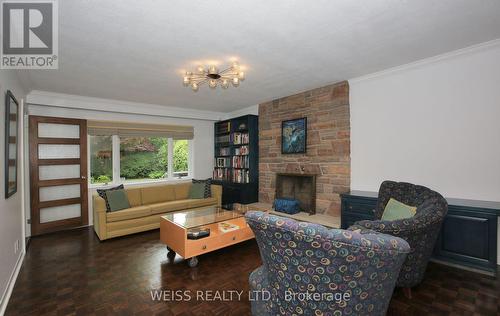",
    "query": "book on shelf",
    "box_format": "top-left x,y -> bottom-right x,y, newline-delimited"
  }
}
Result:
218,147 -> 231,156
233,169 -> 250,183
215,157 -> 231,167
213,168 -> 231,181
234,145 -> 249,155
216,121 -> 231,134
216,134 -> 230,144
218,221 -> 240,233
232,156 -> 249,168
231,132 -> 249,145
